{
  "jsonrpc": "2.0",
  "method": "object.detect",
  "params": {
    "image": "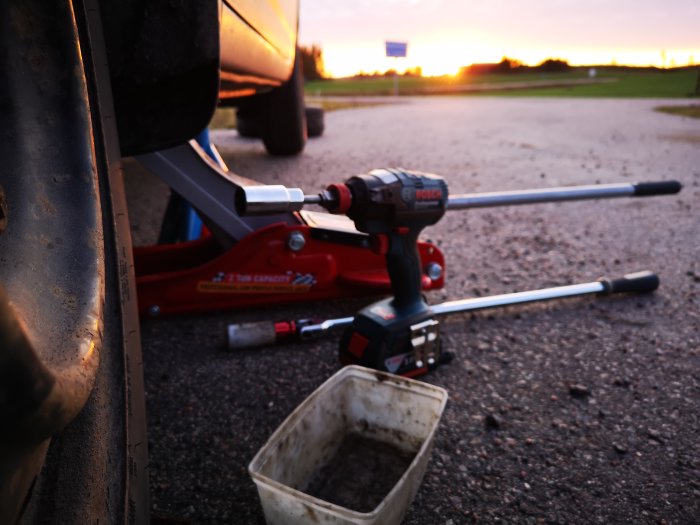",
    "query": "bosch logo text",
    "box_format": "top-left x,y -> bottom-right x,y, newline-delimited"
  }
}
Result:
415,189 -> 443,200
